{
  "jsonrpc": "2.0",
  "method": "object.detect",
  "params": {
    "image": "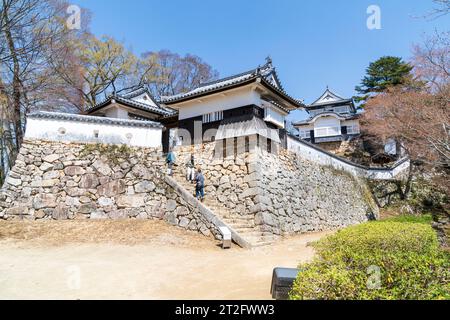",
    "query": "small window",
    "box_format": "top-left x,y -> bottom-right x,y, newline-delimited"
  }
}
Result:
58,127 -> 66,135
94,130 -> 99,138
299,130 -> 311,139
210,136 -> 215,142
245,136 -> 250,153
222,140 -> 227,159
347,125 -> 360,135
125,133 -> 133,140
202,111 -> 223,123
334,106 -> 348,113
